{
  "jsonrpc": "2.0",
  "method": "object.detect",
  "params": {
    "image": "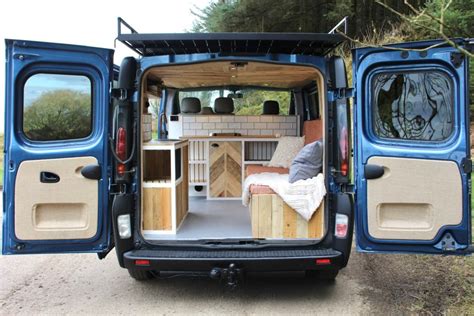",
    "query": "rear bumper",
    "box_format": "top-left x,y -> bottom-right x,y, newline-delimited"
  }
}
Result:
123,248 -> 343,272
